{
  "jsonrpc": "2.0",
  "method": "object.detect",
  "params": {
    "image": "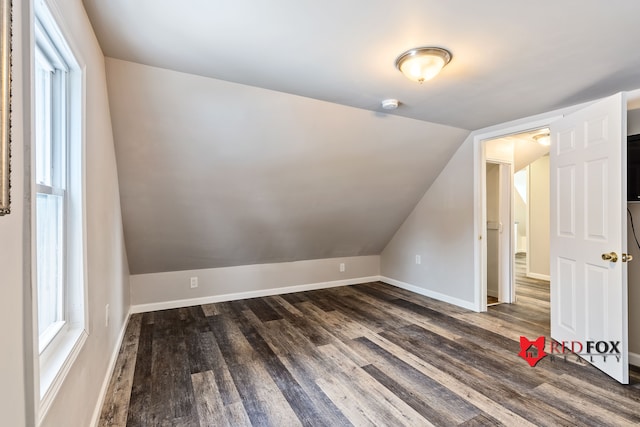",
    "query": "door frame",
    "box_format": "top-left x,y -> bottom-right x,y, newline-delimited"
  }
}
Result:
474,116 -> 562,312
472,90 -> 640,384
474,90 -> 640,313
